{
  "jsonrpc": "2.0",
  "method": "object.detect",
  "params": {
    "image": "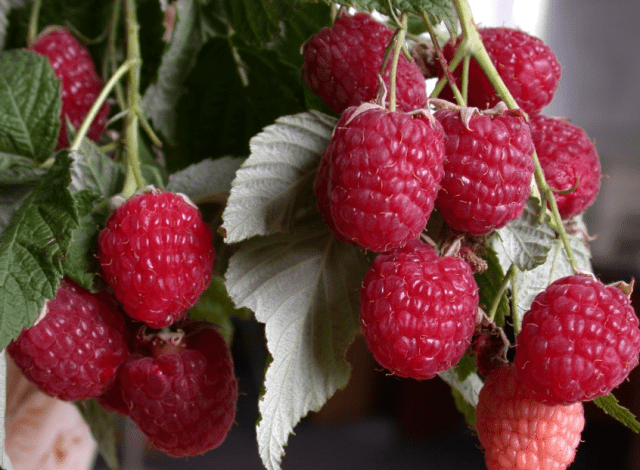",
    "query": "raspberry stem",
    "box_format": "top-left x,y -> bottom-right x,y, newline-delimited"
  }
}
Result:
451,0 -> 578,270
26,0 -> 43,45
105,0 -> 127,113
487,263 -> 515,324
387,13 -> 409,112
122,0 -> 147,197
69,59 -> 139,152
